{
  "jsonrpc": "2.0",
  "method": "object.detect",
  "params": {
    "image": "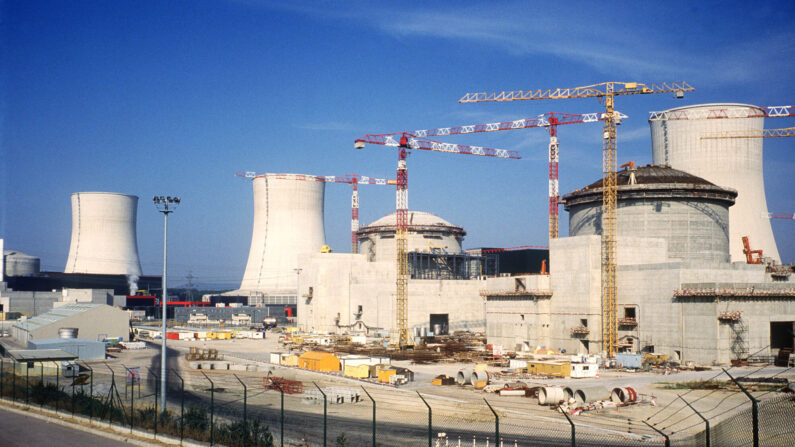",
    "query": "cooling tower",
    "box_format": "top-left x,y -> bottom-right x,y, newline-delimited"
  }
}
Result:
239,174 -> 326,292
65,192 -> 143,276
650,103 -> 780,263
